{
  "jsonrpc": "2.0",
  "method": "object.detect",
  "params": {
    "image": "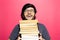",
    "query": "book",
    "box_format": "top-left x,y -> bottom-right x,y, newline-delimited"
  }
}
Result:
19,20 -> 39,40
